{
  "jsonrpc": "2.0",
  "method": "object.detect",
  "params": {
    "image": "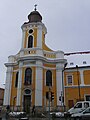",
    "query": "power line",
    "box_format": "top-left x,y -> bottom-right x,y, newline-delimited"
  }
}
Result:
64,51 -> 90,56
